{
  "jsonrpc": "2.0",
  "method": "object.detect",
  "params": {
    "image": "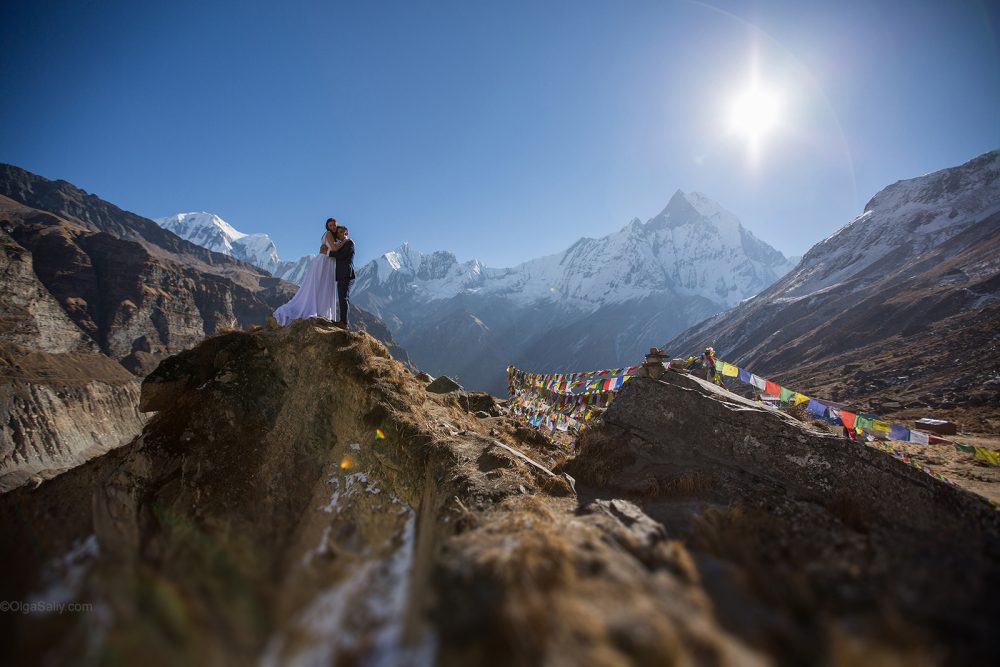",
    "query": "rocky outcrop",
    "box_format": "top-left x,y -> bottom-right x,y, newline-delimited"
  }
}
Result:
1,324 -> 995,665
567,372 -> 1000,665
0,344 -> 145,492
